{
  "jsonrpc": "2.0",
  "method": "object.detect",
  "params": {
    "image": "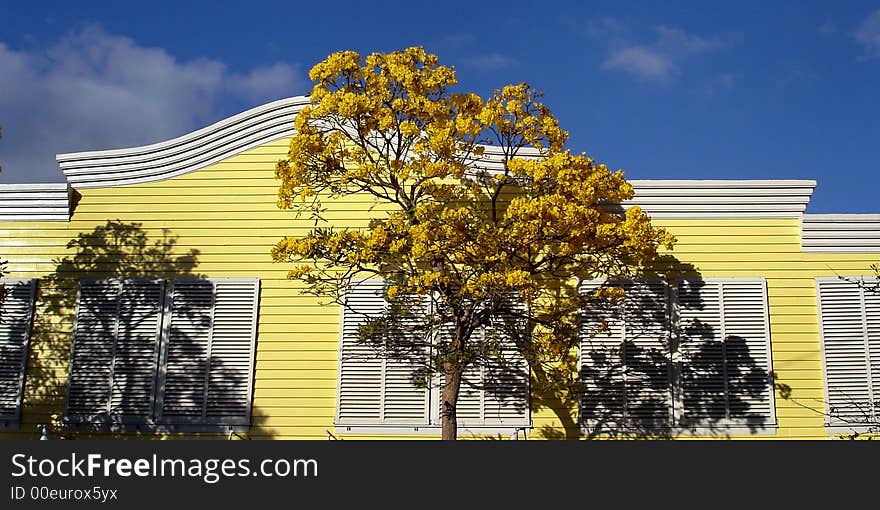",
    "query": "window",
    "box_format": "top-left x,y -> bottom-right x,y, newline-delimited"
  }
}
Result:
64,277 -> 260,431
816,277 -> 880,429
335,279 -> 530,434
0,278 -> 37,428
580,278 -> 776,435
